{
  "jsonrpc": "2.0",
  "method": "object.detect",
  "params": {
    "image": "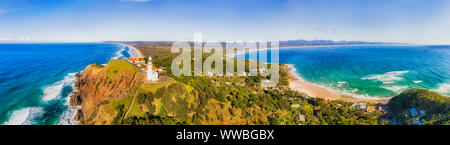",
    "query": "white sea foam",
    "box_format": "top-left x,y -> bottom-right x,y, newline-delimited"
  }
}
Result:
383,85 -> 409,92
126,44 -> 140,58
3,107 -> 44,125
334,86 -> 387,100
413,80 -> 423,84
56,72 -> 82,125
57,105 -> 80,125
111,45 -> 126,60
41,73 -> 77,101
362,71 -> 409,83
435,83 -> 450,95
287,64 -> 388,100
57,81 -> 80,125
383,81 -> 395,84
337,81 -> 347,87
